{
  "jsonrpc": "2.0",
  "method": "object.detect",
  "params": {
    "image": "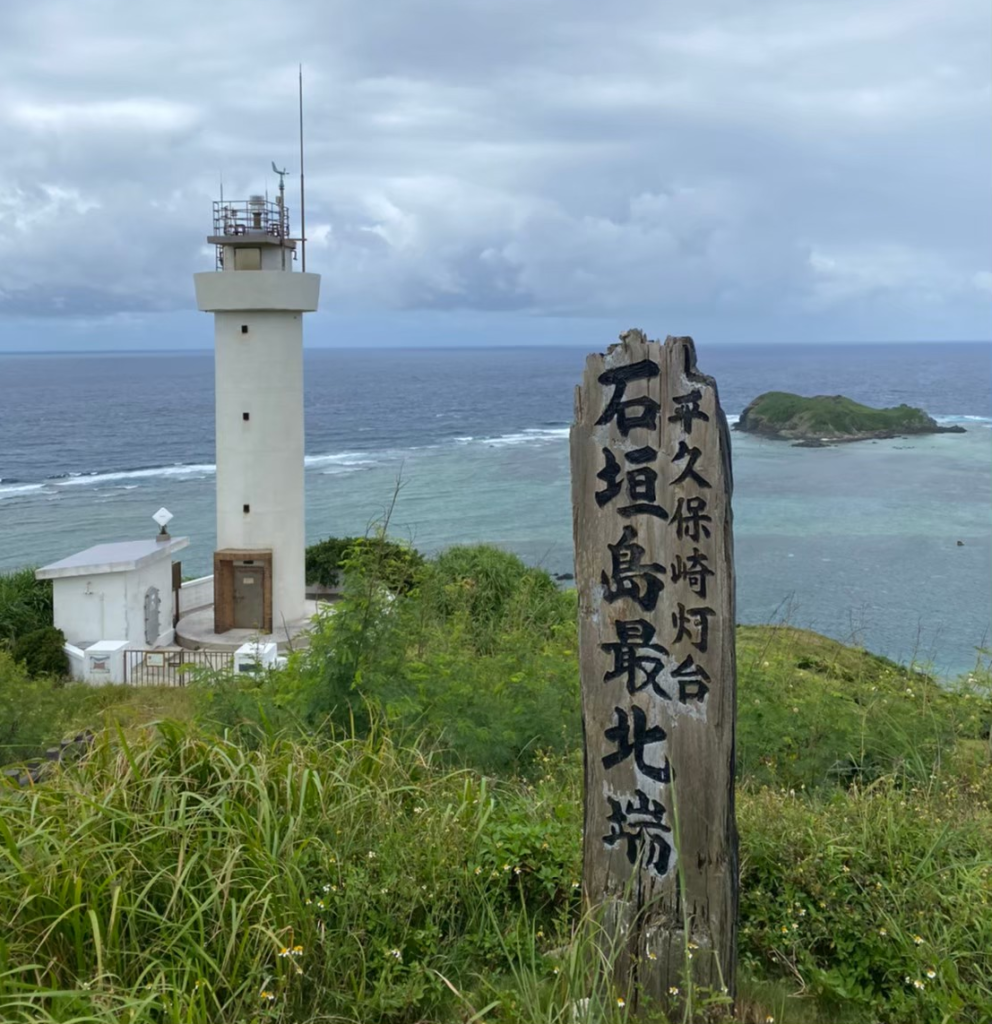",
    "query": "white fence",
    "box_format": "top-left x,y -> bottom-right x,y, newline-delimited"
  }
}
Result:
178,575 -> 214,615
